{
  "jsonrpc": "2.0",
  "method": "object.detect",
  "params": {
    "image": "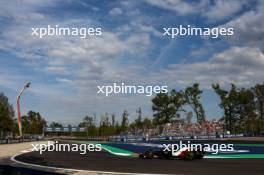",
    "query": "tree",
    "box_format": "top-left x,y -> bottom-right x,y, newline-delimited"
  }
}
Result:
115,121 -> 121,134
22,111 -> 46,134
111,114 -> 116,126
213,84 -> 258,133
100,113 -> 110,126
142,118 -> 152,130
21,115 -> 29,134
81,115 -> 94,127
152,90 -> 185,125
79,115 -> 97,136
152,93 -> 173,125
236,88 -> 257,133
171,89 -> 186,116
98,113 -> 116,136
121,110 -> 129,132
0,92 -> 15,137
252,83 -> 264,132
134,107 -> 143,129
184,83 -> 206,124
50,121 -> 62,128
213,84 -> 238,132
